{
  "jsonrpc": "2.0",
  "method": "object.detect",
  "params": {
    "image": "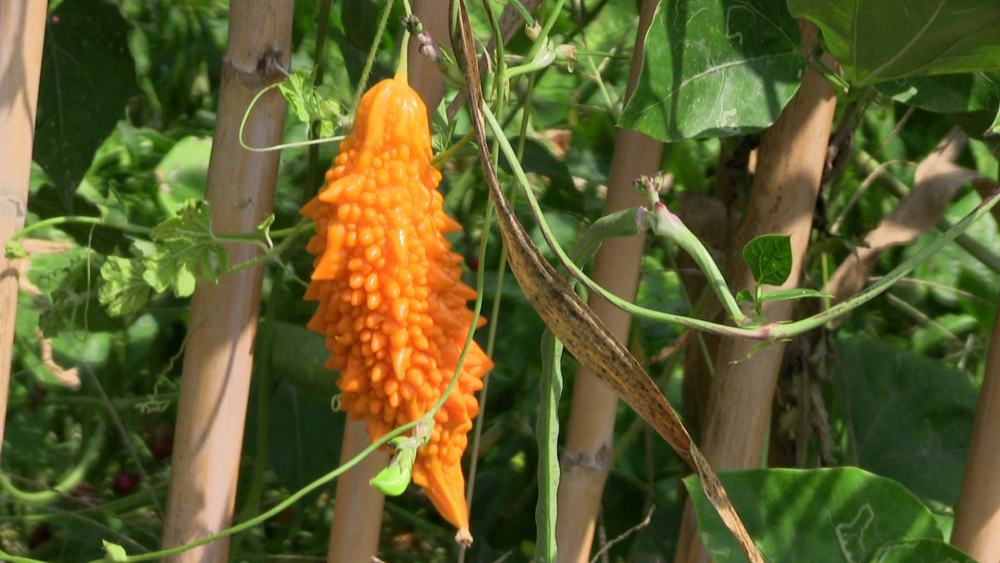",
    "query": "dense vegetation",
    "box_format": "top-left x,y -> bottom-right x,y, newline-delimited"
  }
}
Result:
3,0 -> 999,562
